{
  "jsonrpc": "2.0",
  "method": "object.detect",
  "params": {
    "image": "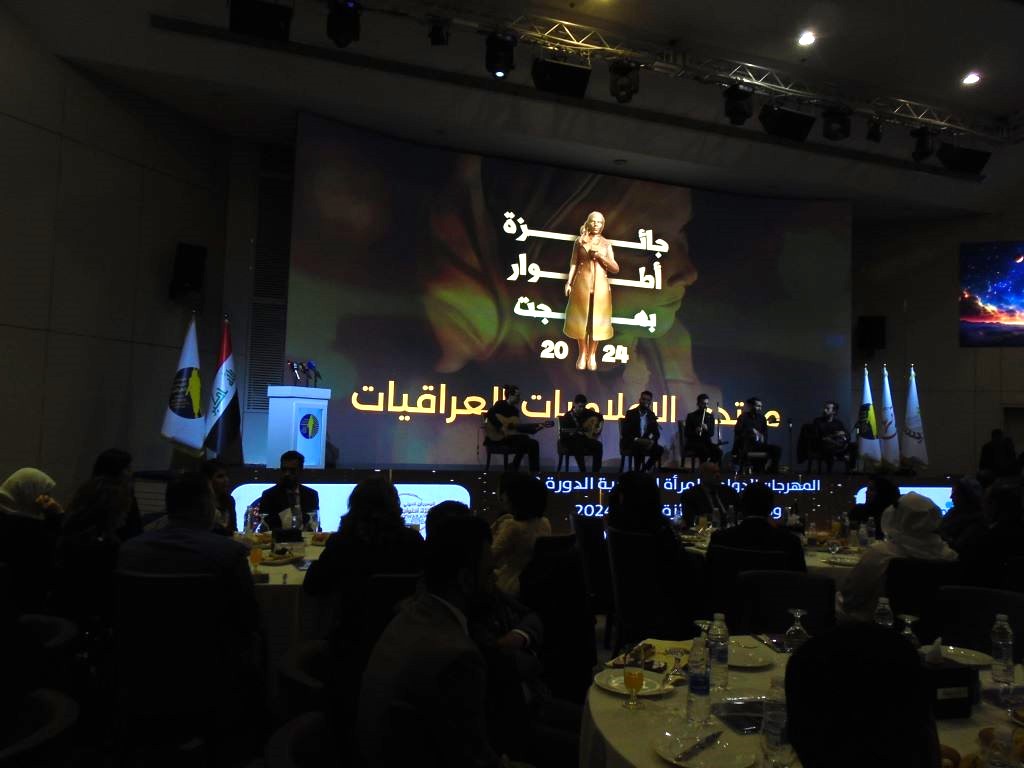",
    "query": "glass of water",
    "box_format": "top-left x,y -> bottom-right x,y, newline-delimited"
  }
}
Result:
762,678 -> 795,768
